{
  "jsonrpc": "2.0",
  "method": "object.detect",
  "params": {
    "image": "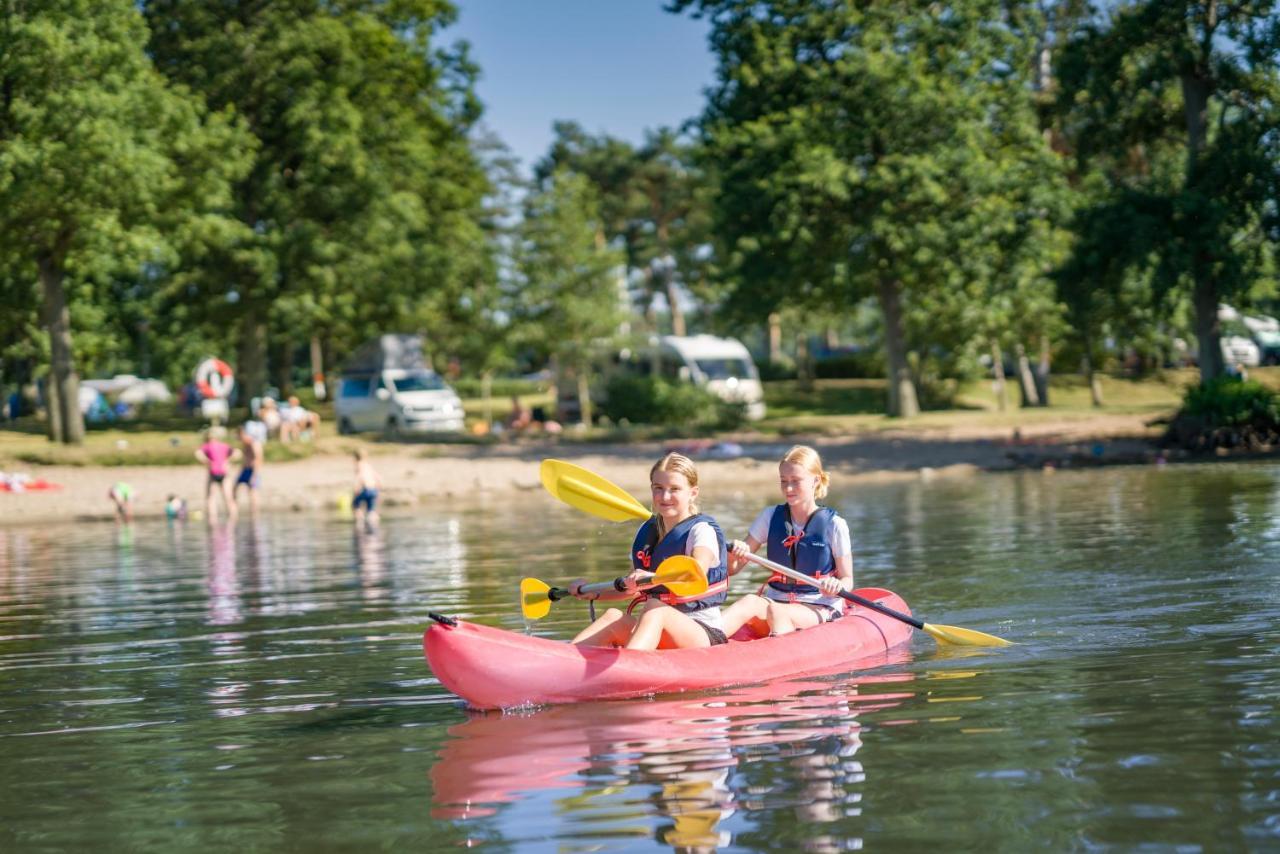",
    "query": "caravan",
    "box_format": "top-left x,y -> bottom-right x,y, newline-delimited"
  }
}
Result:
618,335 -> 767,420
335,335 -> 464,435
